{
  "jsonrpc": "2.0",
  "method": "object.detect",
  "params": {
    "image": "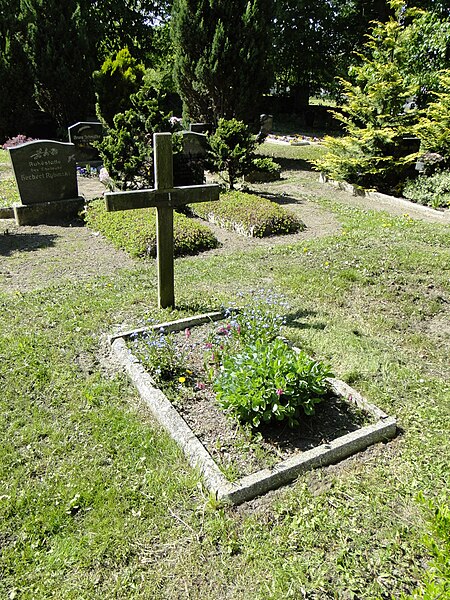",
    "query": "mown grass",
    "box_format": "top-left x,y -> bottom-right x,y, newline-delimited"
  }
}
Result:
0,143 -> 449,599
